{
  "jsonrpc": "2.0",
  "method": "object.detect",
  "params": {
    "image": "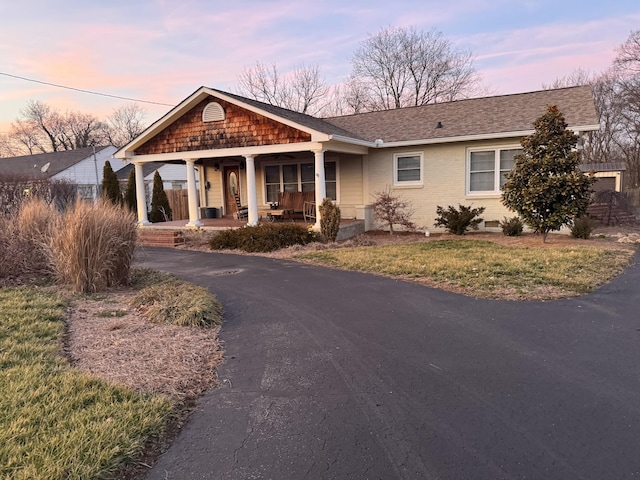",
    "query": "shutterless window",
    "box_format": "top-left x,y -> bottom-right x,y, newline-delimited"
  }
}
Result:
468,147 -> 522,194
394,153 -> 422,185
263,162 -> 337,203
